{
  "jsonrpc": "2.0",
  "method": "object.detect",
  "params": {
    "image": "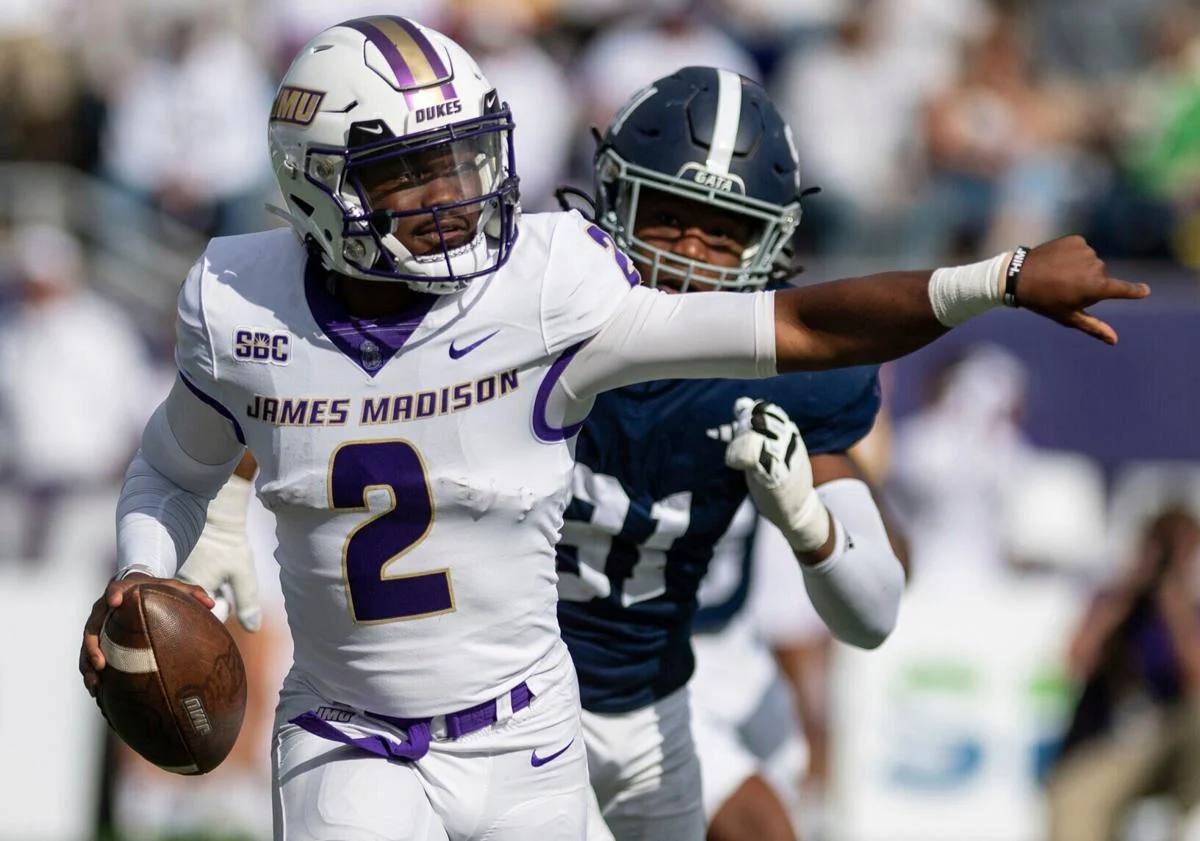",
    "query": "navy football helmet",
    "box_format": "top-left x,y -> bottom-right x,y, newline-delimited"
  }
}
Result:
594,66 -> 806,292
